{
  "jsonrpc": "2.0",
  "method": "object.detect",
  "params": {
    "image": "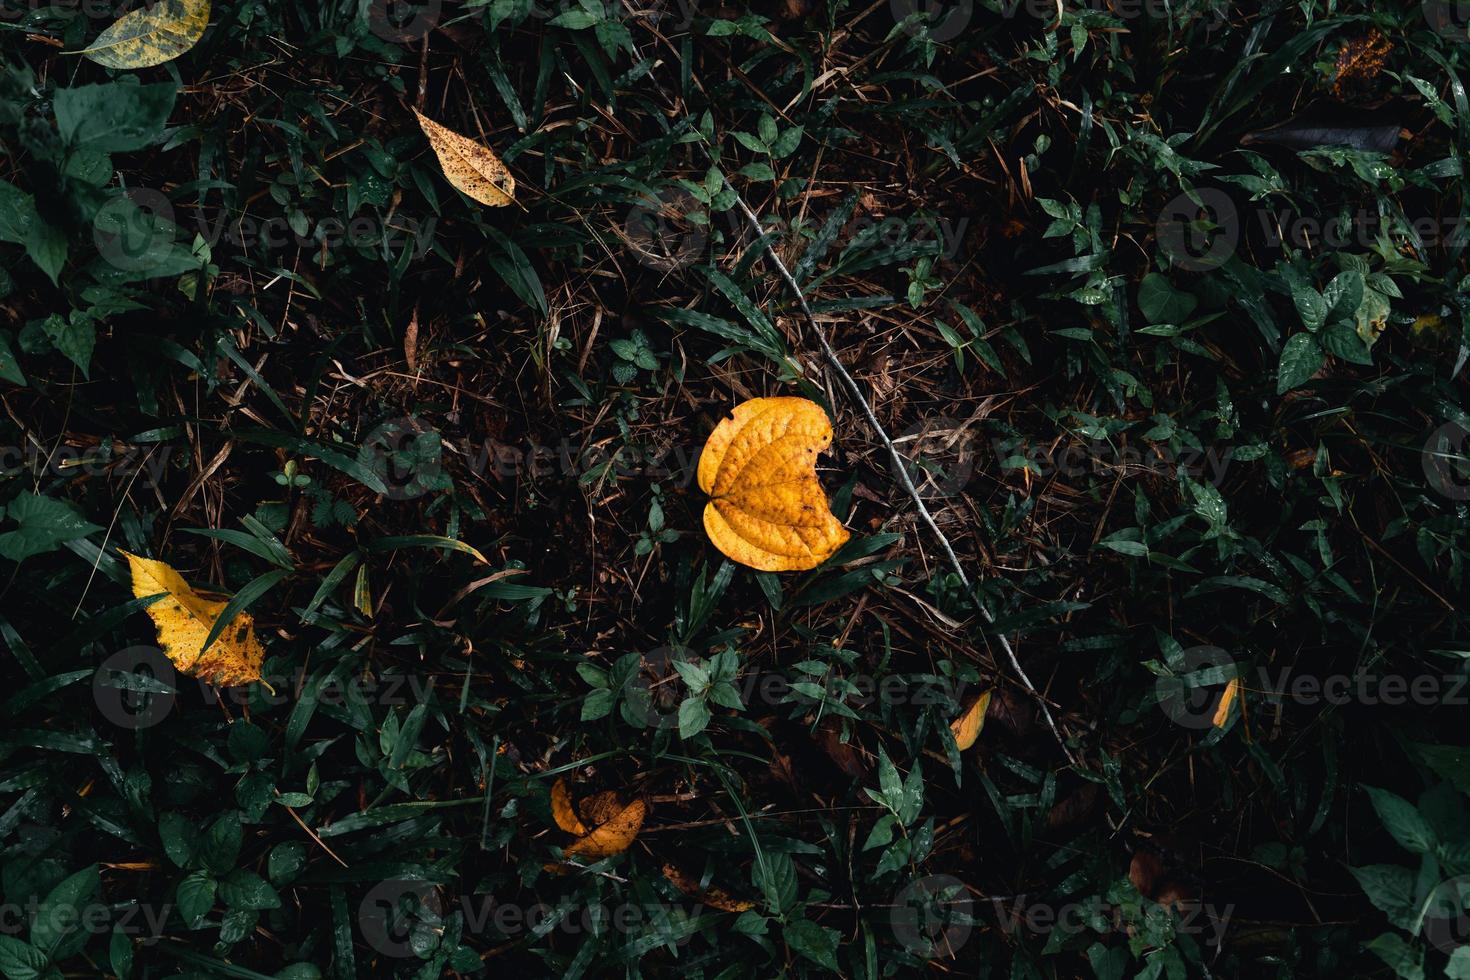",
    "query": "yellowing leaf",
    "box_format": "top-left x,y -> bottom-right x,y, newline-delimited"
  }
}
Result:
122,551 -> 266,688
661,864 -> 755,912
412,109 -> 515,208
80,0 -> 209,69
950,689 -> 993,751
564,797 -> 646,861
697,397 -> 851,572
550,778 -> 587,836
1212,676 -> 1240,728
